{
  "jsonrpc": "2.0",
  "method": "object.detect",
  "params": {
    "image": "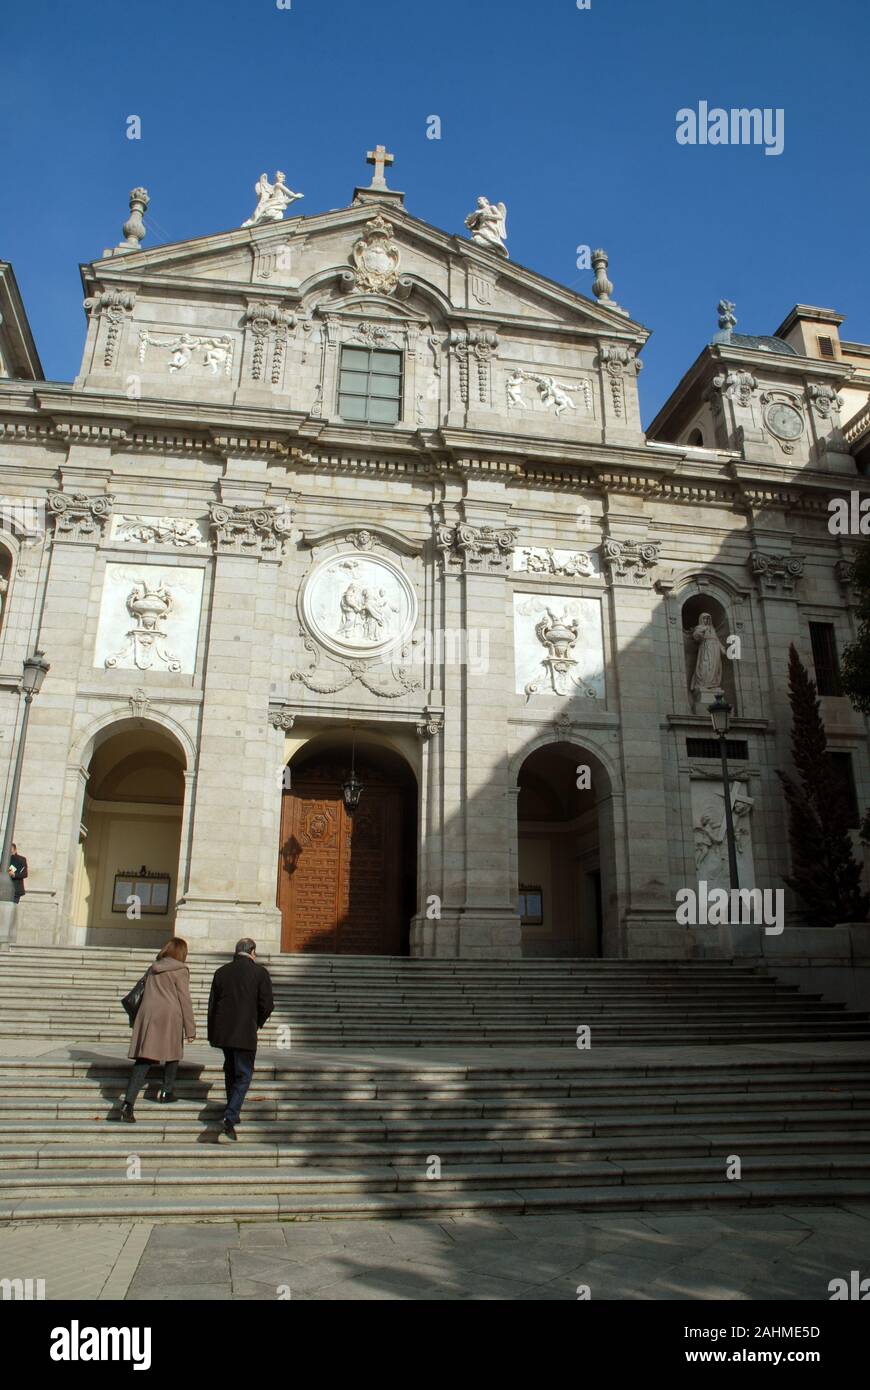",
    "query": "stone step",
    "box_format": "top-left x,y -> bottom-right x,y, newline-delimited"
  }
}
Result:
5,1084 -> 870,1120
2,1128 -> 867,1171
3,1177 -> 869,1223
5,1149 -> 870,1201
